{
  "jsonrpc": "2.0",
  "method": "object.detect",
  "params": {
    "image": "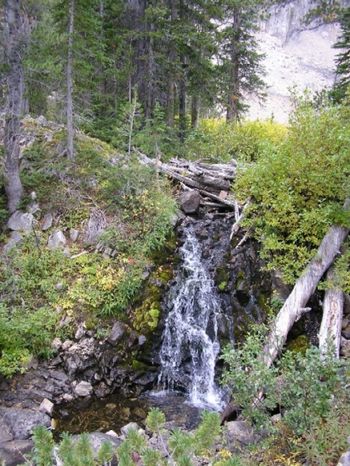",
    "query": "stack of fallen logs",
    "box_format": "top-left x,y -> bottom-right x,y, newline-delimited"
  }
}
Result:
136,150 -> 237,210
